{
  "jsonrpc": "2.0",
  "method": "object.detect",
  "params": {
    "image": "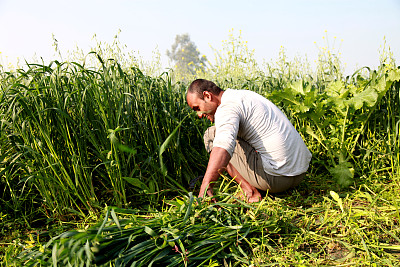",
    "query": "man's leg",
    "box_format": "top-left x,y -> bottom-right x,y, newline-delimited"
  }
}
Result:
226,163 -> 261,203
203,126 -> 304,199
230,138 -> 306,194
204,126 -> 264,202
